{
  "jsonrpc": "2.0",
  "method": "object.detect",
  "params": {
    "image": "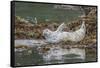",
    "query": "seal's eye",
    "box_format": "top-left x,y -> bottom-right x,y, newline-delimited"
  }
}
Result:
46,29 -> 49,32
